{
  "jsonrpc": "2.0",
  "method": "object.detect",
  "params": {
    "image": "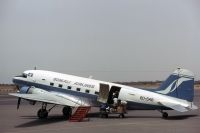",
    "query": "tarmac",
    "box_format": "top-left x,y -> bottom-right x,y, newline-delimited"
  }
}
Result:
0,90 -> 200,133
